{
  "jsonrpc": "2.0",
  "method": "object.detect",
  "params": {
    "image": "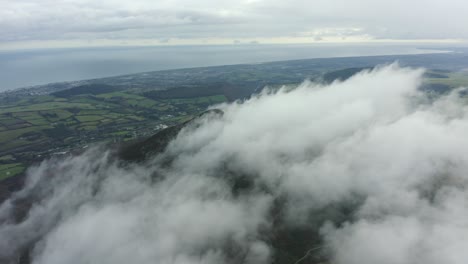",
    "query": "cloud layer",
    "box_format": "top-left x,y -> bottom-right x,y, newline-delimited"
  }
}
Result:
3,64 -> 468,263
1,0 -> 468,47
